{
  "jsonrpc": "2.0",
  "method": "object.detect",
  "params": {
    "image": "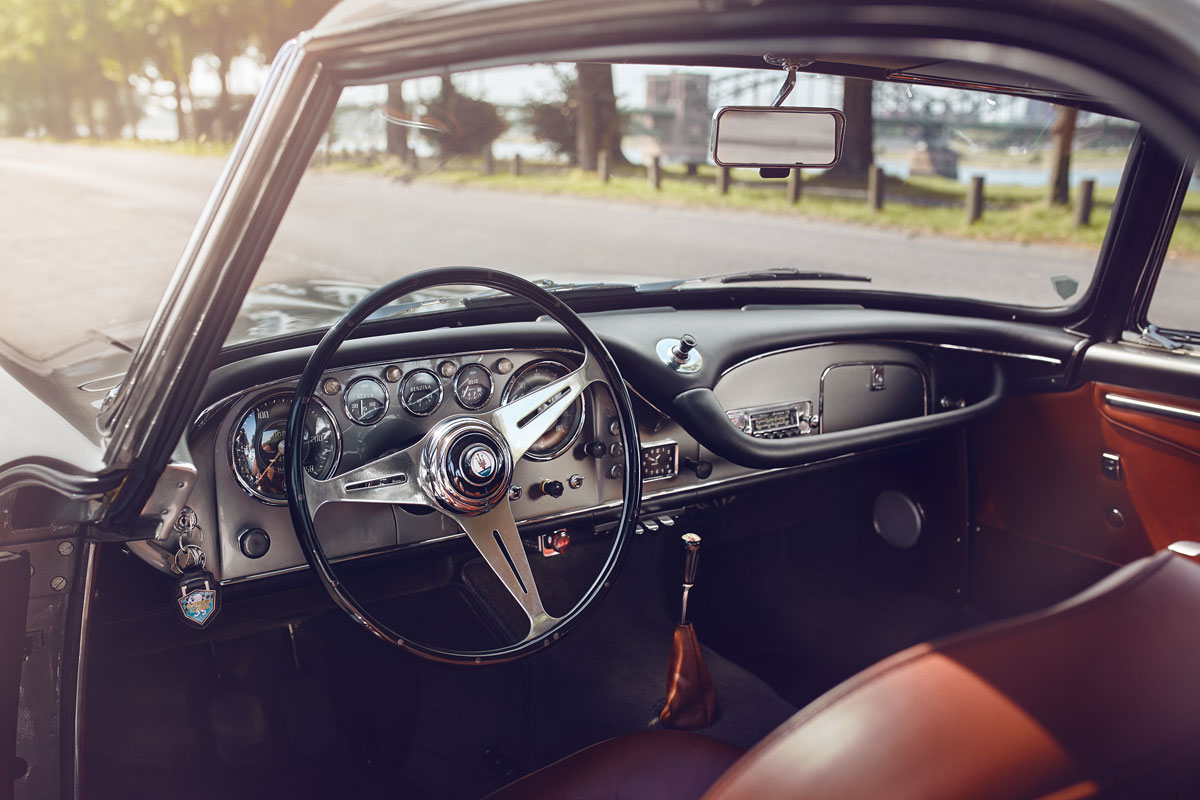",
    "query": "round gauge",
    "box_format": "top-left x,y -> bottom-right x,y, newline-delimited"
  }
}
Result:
343,377 -> 388,425
230,393 -> 340,505
454,364 -> 493,410
501,359 -> 585,461
400,369 -> 443,416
